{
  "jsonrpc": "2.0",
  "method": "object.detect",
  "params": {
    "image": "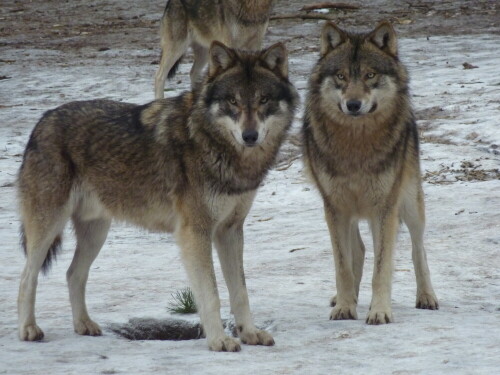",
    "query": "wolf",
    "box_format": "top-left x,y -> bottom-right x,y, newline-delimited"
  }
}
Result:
302,21 -> 439,325
154,0 -> 275,99
17,41 -> 298,352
